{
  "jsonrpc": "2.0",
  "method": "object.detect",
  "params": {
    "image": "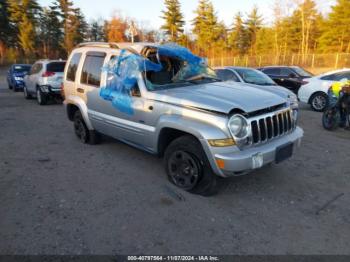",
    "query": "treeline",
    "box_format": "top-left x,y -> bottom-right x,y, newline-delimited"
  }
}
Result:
0,0 -> 349,64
